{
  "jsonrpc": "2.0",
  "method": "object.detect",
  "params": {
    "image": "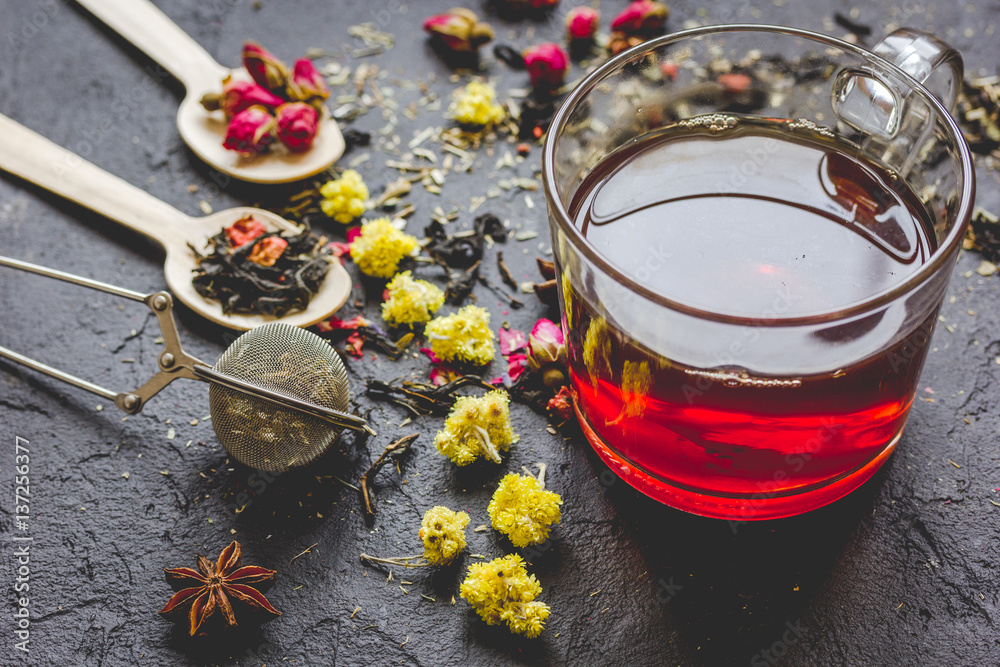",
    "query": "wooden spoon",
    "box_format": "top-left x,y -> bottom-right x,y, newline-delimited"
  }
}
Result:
74,0 -> 345,184
0,114 -> 351,331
